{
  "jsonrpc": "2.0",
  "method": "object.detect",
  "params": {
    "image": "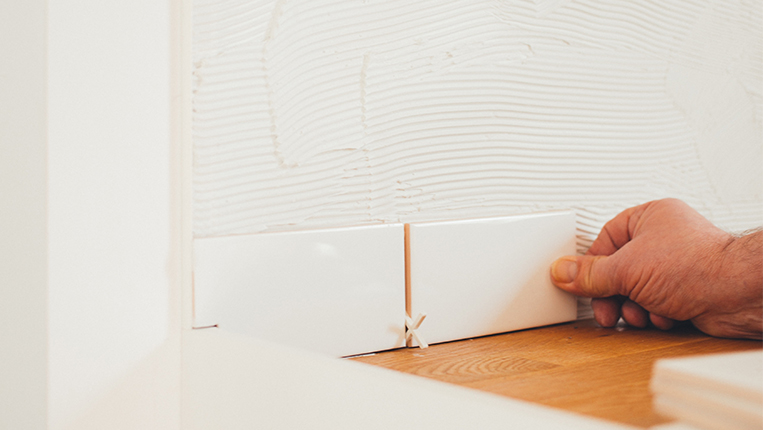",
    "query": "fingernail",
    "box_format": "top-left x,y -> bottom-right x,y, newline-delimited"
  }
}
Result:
551,257 -> 578,284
